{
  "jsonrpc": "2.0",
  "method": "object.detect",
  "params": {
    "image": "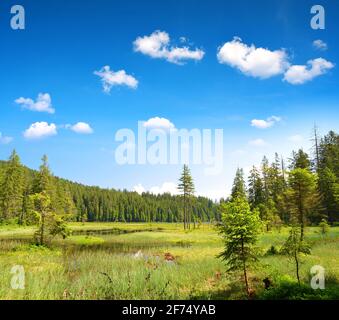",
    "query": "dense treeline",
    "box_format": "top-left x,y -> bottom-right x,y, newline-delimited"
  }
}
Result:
0,129 -> 337,227
0,156 -> 219,225
223,130 -> 339,227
